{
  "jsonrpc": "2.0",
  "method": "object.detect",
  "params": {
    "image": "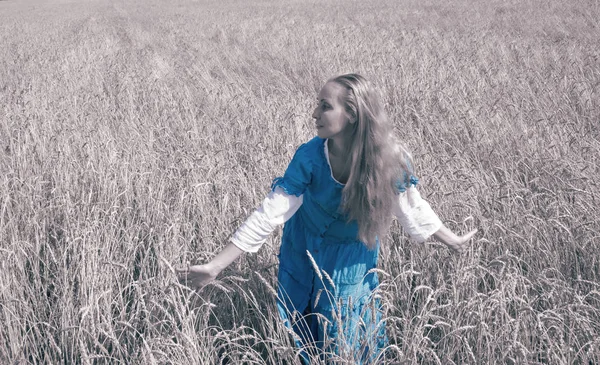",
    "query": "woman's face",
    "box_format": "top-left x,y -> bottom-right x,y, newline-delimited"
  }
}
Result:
312,81 -> 352,140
